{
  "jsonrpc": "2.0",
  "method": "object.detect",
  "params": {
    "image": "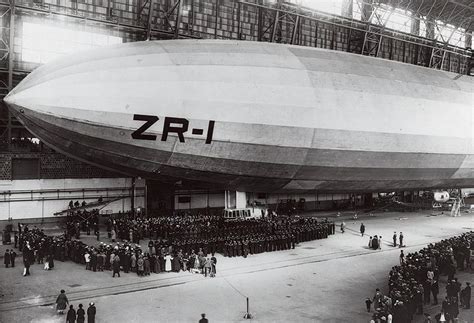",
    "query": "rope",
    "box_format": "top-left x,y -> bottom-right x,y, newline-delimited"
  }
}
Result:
223,276 -> 247,299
